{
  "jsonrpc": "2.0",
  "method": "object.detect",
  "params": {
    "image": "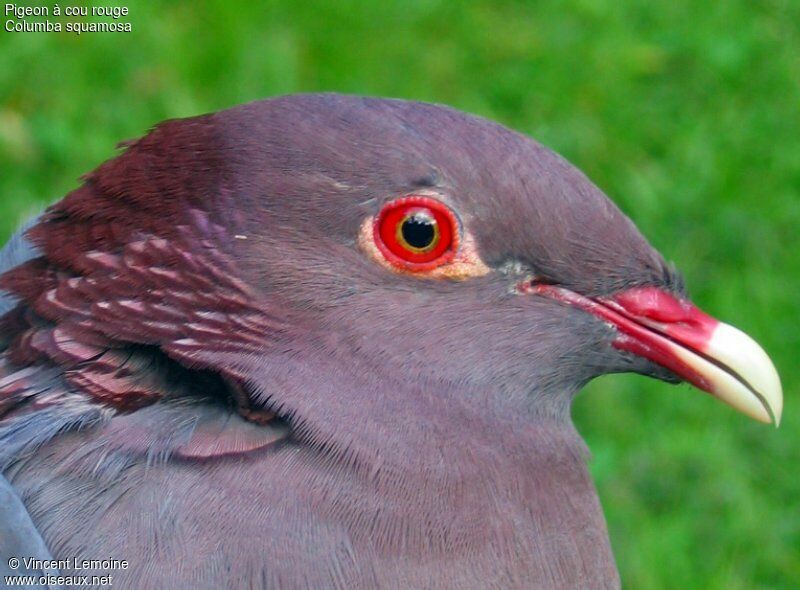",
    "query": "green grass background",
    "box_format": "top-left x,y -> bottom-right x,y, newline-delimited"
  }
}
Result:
1,1 -> 798,587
